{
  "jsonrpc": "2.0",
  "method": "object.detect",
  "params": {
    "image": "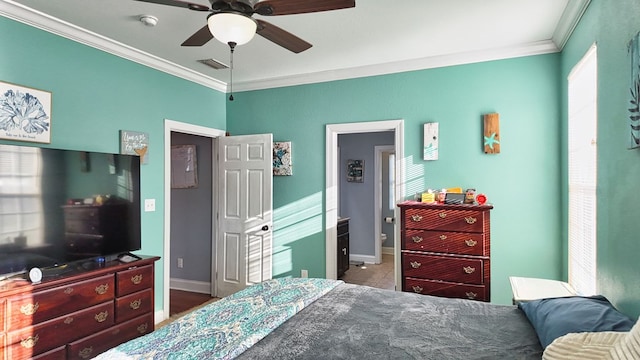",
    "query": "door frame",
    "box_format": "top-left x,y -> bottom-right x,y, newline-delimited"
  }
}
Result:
325,119 -> 404,289
163,119 -> 225,319
374,145 -> 395,265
